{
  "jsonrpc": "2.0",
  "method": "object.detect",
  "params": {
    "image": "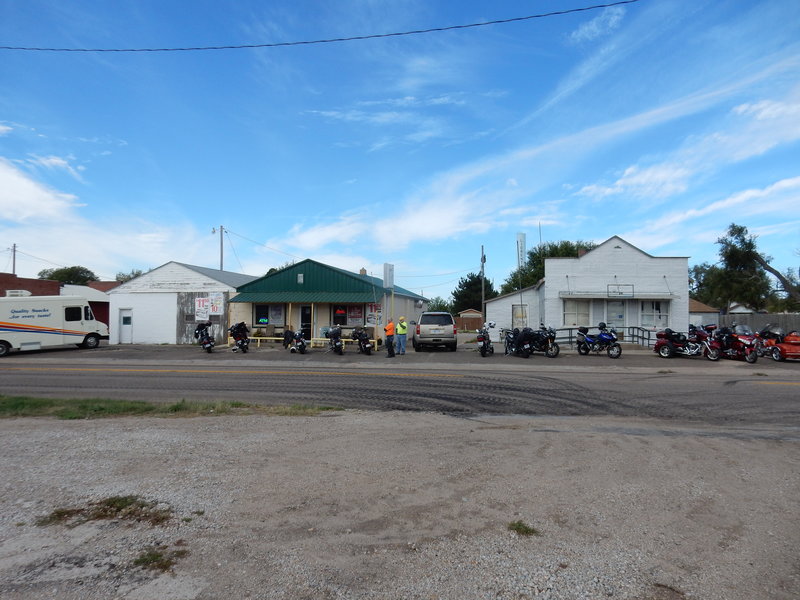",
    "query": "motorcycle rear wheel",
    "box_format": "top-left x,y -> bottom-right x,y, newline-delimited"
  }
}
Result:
772,347 -> 784,362
657,343 -> 674,359
745,350 -> 758,364
705,347 -> 720,361
607,344 -> 622,359
545,343 -> 560,358
298,346 -> 306,354
577,343 -> 590,355
479,345 -> 487,357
